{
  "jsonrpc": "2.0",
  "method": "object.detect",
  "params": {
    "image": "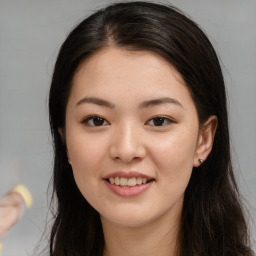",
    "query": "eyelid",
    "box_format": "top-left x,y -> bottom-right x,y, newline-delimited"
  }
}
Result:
145,115 -> 175,126
80,114 -> 174,127
81,114 -> 110,126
